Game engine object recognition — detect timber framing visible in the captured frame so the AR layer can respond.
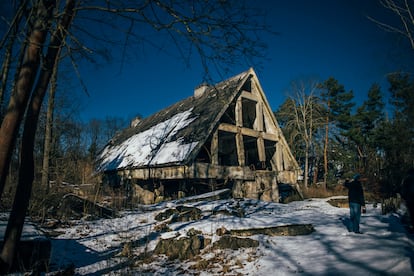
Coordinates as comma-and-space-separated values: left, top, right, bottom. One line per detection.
96, 68, 301, 203
119, 163, 257, 181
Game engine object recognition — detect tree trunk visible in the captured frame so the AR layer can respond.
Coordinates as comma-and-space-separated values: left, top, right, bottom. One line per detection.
0, 42, 13, 120
323, 113, 329, 190
0, 0, 26, 120
0, 0, 54, 200
41, 63, 58, 193
0, 0, 74, 271
304, 143, 309, 189
313, 159, 318, 185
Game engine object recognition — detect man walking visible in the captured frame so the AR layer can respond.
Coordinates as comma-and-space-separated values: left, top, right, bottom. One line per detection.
344, 174, 366, 234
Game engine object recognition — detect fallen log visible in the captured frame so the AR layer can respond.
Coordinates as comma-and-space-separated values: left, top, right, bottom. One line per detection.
229, 224, 315, 236
57, 193, 117, 220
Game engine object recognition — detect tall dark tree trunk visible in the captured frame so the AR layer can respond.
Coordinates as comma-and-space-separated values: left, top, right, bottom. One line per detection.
0, 41, 14, 120
0, 0, 27, 121
0, 0, 54, 200
0, 0, 74, 271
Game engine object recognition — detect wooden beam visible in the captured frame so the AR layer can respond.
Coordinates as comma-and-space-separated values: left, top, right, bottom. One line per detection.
256, 102, 264, 132
236, 131, 245, 166
262, 107, 278, 134
241, 91, 258, 102
235, 97, 243, 127
275, 142, 283, 171
189, 163, 255, 180
211, 130, 219, 165
120, 163, 256, 180
241, 127, 259, 138
218, 123, 238, 133
218, 123, 278, 142
262, 132, 279, 142
218, 123, 259, 138
122, 166, 189, 179
257, 136, 265, 162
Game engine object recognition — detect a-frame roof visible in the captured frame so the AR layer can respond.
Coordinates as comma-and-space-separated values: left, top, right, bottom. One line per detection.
95, 68, 288, 172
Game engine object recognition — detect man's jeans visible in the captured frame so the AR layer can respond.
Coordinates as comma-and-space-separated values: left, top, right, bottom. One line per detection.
349, 202, 362, 233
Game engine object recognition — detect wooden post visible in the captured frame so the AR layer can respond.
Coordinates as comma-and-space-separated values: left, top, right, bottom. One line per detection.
256, 102, 263, 131
275, 142, 283, 171
211, 130, 219, 165
236, 130, 245, 166
235, 98, 245, 166
257, 135, 265, 164
235, 97, 243, 127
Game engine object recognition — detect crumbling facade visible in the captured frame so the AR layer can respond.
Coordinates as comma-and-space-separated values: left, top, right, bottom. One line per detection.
95, 68, 301, 204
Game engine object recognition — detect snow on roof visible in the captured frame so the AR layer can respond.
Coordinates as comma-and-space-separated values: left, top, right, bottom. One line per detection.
96, 108, 199, 171
96, 69, 252, 173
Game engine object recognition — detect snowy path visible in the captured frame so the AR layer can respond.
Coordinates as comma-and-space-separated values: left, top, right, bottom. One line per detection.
47, 195, 414, 275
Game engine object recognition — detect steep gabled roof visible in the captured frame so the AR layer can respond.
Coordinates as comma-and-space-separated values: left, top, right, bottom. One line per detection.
96, 69, 252, 172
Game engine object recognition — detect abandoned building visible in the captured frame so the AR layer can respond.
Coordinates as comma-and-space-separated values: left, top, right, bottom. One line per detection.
95, 68, 301, 204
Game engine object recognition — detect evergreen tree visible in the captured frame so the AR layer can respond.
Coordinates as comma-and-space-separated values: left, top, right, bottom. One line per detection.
318, 77, 355, 187
381, 73, 414, 192
388, 73, 414, 127
350, 84, 385, 178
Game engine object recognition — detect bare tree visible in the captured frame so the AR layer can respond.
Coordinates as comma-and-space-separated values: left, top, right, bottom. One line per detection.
103, 116, 127, 142
369, 0, 414, 50
282, 80, 324, 188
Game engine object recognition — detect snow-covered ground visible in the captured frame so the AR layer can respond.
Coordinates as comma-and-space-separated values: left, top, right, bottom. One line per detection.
47, 191, 414, 275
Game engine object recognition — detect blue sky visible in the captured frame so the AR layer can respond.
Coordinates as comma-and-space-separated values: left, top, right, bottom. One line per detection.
77, 0, 414, 122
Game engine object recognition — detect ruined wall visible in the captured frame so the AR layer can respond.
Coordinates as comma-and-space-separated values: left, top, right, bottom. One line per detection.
232, 172, 278, 202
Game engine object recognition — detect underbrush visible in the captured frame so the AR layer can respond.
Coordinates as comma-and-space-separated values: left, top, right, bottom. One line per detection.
301, 184, 380, 202
302, 185, 346, 199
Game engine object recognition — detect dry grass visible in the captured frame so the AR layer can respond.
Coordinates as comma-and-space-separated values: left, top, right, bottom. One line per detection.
301, 184, 381, 204
302, 185, 346, 199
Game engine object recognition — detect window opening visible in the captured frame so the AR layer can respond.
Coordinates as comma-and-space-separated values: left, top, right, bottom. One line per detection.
195, 137, 211, 163
218, 131, 238, 166
241, 79, 252, 92
242, 98, 256, 129
264, 139, 277, 170
243, 135, 261, 169
221, 102, 236, 124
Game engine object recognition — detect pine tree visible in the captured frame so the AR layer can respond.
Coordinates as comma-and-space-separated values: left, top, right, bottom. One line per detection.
351, 84, 385, 176
318, 77, 354, 188
382, 73, 414, 188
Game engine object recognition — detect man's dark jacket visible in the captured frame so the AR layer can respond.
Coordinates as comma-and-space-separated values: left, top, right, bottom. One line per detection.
344, 180, 365, 206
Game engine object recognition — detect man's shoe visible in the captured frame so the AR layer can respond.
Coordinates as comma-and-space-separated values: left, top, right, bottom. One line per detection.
355, 231, 363, 234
